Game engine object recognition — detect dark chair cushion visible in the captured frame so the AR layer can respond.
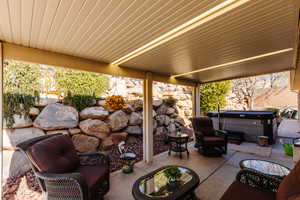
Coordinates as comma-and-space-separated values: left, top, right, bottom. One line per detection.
220, 180, 276, 200
75, 165, 109, 190
203, 137, 225, 145
191, 117, 216, 136
277, 160, 300, 200
26, 135, 80, 173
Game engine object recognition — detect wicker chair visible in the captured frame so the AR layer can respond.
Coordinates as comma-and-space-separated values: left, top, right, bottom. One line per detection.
17, 134, 110, 200
220, 160, 300, 200
190, 116, 228, 156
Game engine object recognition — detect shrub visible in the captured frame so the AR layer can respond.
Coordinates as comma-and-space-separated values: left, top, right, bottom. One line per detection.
63, 92, 96, 111
55, 68, 109, 96
163, 96, 178, 107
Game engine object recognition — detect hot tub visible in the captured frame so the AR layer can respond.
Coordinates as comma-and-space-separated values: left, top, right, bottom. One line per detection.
207, 110, 278, 144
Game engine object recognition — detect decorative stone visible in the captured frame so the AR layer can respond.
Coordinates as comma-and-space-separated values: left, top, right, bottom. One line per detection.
97, 100, 106, 107
3, 151, 31, 179
6, 114, 33, 129
156, 104, 168, 115
129, 99, 143, 111
68, 128, 81, 135
126, 135, 138, 144
122, 104, 134, 114
111, 132, 128, 145
166, 107, 175, 115
3, 127, 45, 149
129, 112, 142, 125
100, 137, 114, 151
47, 130, 69, 135
167, 123, 176, 133
126, 125, 142, 135
156, 126, 167, 135
108, 110, 128, 131
33, 103, 78, 130
175, 117, 185, 126
72, 134, 99, 152
29, 107, 40, 116
153, 99, 163, 108
79, 119, 110, 139
79, 106, 109, 120
156, 115, 171, 126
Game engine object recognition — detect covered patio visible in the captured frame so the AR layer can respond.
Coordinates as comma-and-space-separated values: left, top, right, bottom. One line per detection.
1, 0, 300, 200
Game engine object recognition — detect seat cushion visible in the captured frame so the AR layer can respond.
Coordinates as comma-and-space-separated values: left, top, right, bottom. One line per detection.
27, 135, 80, 173
75, 165, 109, 190
203, 136, 225, 145
277, 160, 300, 200
220, 181, 276, 200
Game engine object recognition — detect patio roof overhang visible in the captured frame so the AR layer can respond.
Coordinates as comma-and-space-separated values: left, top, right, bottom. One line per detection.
0, 0, 299, 86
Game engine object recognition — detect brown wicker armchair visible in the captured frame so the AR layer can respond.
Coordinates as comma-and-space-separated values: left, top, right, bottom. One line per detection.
17, 134, 110, 200
190, 117, 228, 156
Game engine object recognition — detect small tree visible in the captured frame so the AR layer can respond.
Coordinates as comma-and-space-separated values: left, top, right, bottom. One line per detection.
200, 81, 231, 114
4, 60, 41, 95
55, 68, 109, 96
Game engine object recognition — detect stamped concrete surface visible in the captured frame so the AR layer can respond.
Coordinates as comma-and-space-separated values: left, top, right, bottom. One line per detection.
105, 141, 294, 200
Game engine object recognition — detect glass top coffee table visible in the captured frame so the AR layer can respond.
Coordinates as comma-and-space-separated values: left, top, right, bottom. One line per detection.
239, 159, 291, 179
132, 165, 200, 200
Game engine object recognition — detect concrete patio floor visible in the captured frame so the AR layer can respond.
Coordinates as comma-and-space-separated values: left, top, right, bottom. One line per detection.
106, 141, 295, 200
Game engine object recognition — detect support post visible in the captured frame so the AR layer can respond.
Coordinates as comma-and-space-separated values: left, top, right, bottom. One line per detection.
0, 41, 3, 196
298, 91, 300, 123
143, 72, 153, 163
192, 84, 201, 117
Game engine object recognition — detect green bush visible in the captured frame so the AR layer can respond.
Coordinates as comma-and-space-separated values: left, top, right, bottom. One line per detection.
200, 81, 231, 114
63, 92, 96, 111
163, 96, 178, 107
55, 68, 109, 96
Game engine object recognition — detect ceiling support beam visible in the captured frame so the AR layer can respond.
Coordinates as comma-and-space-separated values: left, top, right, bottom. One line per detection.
143, 72, 153, 164
2, 42, 197, 87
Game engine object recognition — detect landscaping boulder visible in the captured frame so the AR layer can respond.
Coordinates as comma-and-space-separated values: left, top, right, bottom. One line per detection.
97, 100, 106, 107
156, 115, 170, 126
156, 126, 167, 135
100, 137, 114, 151
126, 125, 142, 135
3, 151, 31, 179
72, 134, 99, 152
175, 117, 185, 126
33, 103, 78, 130
68, 128, 81, 135
167, 123, 176, 133
79, 106, 109, 120
122, 104, 134, 114
6, 114, 33, 129
79, 119, 110, 139
111, 132, 128, 145
46, 130, 69, 135
156, 104, 168, 115
166, 107, 175, 115
153, 99, 163, 108
3, 127, 44, 149
129, 99, 143, 111
108, 110, 128, 131
29, 107, 40, 116
129, 112, 142, 125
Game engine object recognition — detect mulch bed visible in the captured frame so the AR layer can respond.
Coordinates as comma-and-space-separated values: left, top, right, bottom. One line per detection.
109, 134, 169, 172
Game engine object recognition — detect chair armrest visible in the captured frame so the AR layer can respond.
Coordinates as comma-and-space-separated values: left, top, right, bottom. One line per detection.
78, 152, 110, 166
236, 169, 282, 193
215, 130, 228, 139
35, 171, 88, 200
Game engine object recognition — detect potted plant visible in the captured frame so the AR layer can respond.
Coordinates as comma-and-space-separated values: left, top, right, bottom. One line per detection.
164, 166, 182, 183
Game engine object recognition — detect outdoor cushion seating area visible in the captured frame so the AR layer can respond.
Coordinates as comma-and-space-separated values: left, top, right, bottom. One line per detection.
17, 134, 110, 200
190, 117, 228, 156
220, 160, 300, 200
